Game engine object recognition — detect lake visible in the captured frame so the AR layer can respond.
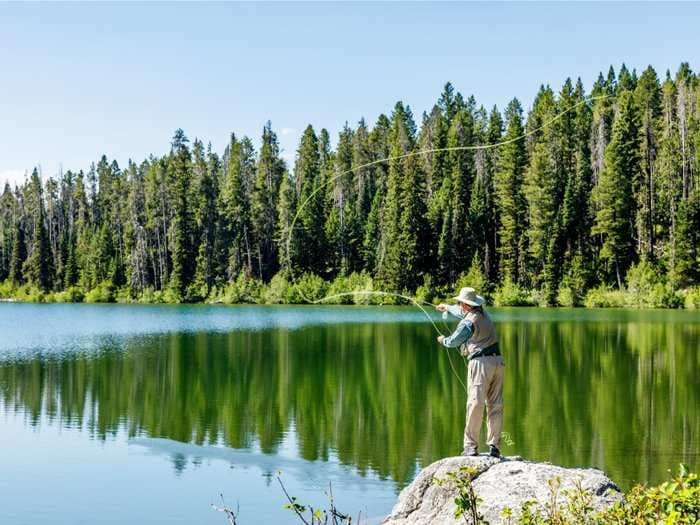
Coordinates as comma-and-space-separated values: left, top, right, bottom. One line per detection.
0, 303, 698, 524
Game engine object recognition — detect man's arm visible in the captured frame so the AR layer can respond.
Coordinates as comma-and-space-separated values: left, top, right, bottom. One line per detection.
439, 318, 474, 348
436, 303, 465, 319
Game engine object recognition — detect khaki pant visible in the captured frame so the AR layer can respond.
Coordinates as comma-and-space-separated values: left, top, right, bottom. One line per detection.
464, 355, 505, 452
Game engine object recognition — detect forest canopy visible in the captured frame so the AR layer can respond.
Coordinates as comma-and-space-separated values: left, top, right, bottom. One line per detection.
1, 63, 699, 307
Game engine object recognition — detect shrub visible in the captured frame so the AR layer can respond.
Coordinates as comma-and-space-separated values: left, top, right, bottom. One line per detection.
84, 281, 114, 303
556, 286, 575, 308
325, 272, 375, 305
0, 280, 16, 299
262, 273, 293, 304
437, 464, 699, 524
163, 285, 184, 304
137, 287, 163, 304
455, 258, 489, 299
529, 288, 549, 308
52, 286, 85, 303
215, 273, 265, 304
682, 287, 700, 309
114, 286, 135, 304
11, 283, 46, 302
348, 273, 381, 305
583, 285, 627, 308
597, 464, 699, 524
584, 263, 683, 309
626, 261, 681, 308
290, 272, 328, 303
494, 279, 535, 306
558, 255, 590, 307
415, 274, 437, 305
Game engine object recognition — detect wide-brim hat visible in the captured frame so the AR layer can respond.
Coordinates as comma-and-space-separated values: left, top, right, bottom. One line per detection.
453, 287, 485, 306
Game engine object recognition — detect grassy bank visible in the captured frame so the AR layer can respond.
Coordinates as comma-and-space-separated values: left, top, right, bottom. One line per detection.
2, 263, 700, 309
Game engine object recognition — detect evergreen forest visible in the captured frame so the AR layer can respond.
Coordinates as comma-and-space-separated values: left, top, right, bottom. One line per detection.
1, 63, 699, 308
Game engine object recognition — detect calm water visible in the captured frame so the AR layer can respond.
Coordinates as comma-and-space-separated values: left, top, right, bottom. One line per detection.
0, 304, 699, 524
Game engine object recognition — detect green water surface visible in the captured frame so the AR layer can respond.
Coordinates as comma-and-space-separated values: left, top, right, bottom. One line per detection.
0, 304, 698, 524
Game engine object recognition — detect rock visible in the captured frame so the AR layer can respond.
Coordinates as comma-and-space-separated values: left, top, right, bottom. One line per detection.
383, 456, 624, 525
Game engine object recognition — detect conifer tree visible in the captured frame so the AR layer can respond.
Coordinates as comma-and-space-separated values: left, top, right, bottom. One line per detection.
634, 66, 662, 260
0, 184, 17, 282
168, 129, 195, 300
448, 108, 476, 253
524, 86, 557, 288
592, 91, 640, 287
352, 118, 373, 231
251, 122, 285, 280
276, 170, 297, 274
377, 102, 426, 291
192, 140, 218, 297
9, 214, 26, 286
362, 114, 391, 273
220, 135, 256, 279
495, 99, 528, 284
294, 125, 326, 274
22, 169, 51, 290
124, 160, 149, 295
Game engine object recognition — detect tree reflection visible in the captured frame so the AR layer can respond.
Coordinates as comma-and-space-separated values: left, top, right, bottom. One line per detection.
1, 312, 698, 489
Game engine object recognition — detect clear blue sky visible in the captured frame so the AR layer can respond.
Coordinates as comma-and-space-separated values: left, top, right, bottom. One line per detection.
1, 2, 698, 186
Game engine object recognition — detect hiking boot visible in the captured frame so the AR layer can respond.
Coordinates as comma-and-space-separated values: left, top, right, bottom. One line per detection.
489, 445, 501, 458
462, 448, 478, 456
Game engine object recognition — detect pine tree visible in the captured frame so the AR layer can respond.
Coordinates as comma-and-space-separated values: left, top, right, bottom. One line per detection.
480, 106, 503, 282
168, 129, 195, 300
634, 66, 662, 260
448, 109, 475, 271
352, 118, 374, 232
9, 211, 26, 286
558, 79, 594, 303
674, 189, 700, 286
22, 169, 51, 290
362, 114, 391, 273
124, 161, 149, 295
251, 122, 285, 280
468, 106, 493, 288
655, 73, 682, 275
525, 142, 556, 278
220, 134, 256, 279
592, 91, 640, 287
192, 140, 218, 297
591, 70, 616, 187
495, 99, 528, 284
377, 102, 427, 291
0, 183, 18, 282
524, 86, 557, 288
294, 125, 326, 274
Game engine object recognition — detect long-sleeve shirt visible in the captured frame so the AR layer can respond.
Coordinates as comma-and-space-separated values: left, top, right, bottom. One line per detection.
441, 305, 474, 348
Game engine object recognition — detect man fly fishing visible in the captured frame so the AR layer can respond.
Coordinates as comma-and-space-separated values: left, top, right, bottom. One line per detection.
436, 287, 504, 458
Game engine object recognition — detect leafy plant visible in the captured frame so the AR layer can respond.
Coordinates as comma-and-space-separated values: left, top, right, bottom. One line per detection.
84, 281, 114, 303
597, 464, 699, 524
494, 279, 535, 307
435, 466, 488, 524
682, 286, 700, 309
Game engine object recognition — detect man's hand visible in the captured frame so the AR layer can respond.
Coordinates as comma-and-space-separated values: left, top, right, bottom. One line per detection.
436, 303, 449, 313
437, 335, 445, 344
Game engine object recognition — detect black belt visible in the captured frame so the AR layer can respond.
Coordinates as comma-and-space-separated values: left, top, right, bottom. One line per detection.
467, 344, 500, 361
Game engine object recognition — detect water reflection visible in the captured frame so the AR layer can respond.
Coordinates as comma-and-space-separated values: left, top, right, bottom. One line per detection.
1, 306, 698, 489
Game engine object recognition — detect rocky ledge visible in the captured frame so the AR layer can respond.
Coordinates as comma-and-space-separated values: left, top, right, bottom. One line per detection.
383, 455, 624, 524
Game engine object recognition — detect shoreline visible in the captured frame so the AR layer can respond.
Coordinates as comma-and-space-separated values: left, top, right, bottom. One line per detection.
1, 296, 698, 311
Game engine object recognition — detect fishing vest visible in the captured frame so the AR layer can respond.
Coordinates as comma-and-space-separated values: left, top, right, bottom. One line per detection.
461, 309, 499, 357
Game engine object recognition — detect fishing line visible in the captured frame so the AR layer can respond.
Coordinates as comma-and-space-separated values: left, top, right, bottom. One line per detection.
284, 93, 611, 391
